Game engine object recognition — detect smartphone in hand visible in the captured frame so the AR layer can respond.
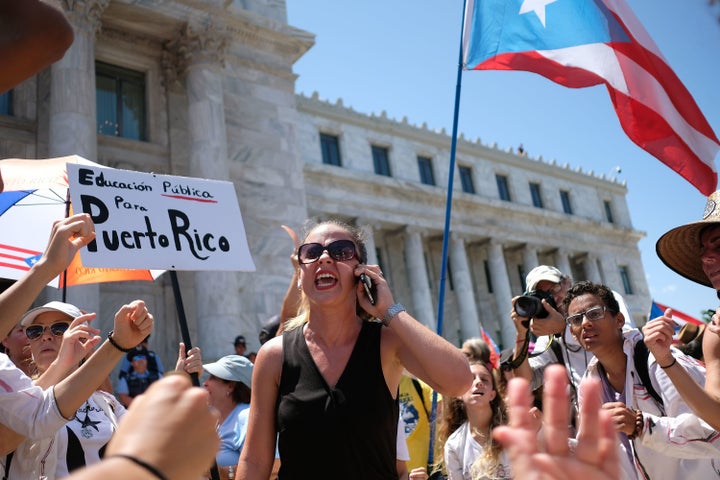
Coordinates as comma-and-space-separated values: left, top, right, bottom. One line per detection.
359, 273, 376, 305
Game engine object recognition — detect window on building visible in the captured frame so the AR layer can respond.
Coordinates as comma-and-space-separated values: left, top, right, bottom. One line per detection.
320, 133, 342, 167
604, 200, 615, 223
496, 174, 511, 201
529, 182, 543, 208
459, 166, 475, 194
418, 156, 435, 185
560, 190, 573, 214
96, 61, 146, 141
0, 90, 12, 116
619, 266, 633, 294
319, 133, 342, 166
372, 145, 391, 176
484, 260, 494, 293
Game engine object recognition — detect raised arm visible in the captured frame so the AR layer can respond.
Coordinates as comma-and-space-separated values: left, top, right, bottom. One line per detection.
53, 300, 153, 418
643, 310, 720, 431
0, 214, 95, 339
237, 337, 282, 480
356, 265, 471, 397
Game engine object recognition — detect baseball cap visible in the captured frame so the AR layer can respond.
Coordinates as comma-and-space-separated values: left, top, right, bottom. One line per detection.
127, 348, 149, 362
259, 315, 280, 345
525, 265, 564, 292
233, 335, 246, 346
203, 355, 253, 388
20, 301, 83, 327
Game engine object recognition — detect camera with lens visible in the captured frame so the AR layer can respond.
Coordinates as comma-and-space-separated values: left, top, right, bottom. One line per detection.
514, 290, 558, 319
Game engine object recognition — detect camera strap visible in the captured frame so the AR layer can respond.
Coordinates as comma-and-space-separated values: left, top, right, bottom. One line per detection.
500, 331, 560, 371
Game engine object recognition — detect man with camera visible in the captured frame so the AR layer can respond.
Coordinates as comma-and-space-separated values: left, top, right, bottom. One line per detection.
504, 266, 634, 413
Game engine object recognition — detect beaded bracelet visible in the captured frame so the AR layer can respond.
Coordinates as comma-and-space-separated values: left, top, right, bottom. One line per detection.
109, 454, 168, 480
107, 330, 133, 353
628, 409, 644, 440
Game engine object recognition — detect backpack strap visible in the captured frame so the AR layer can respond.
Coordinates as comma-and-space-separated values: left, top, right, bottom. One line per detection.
2, 451, 13, 480
411, 378, 429, 418
633, 340, 664, 407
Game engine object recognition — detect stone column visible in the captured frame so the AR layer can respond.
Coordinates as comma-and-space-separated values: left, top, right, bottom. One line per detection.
165, 23, 238, 360
521, 244, 538, 289
449, 234, 480, 341
356, 219, 379, 266
487, 240, 515, 348
47, 0, 110, 322
403, 228, 435, 330
555, 248, 573, 279
583, 254, 602, 284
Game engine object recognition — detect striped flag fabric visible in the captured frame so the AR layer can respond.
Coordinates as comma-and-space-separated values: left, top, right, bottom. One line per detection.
650, 300, 704, 327
0, 243, 42, 273
480, 326, 501, 369
463, 0, 719, 195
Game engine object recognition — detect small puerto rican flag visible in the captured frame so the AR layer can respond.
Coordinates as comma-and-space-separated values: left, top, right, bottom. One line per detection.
0, 244, 43, 273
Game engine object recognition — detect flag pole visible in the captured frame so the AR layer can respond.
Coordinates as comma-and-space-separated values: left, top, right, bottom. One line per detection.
426, 0, 470, 472
168, 270, 221, 480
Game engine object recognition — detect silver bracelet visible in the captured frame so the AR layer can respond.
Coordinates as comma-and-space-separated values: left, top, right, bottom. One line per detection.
382, 303, 406, 326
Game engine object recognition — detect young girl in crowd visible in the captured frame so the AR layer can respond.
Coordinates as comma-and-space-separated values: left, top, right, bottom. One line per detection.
436, 361, 511, 480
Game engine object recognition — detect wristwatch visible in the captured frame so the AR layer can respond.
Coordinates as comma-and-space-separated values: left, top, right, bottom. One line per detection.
382, 303, 406, 326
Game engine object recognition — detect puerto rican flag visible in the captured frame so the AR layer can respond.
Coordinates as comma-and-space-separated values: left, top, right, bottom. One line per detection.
650, 300, 704, 327
463, 0, 719, 195
0, 244, 42, 273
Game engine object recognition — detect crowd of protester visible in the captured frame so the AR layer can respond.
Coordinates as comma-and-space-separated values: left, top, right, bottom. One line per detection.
3, 3, 720, 479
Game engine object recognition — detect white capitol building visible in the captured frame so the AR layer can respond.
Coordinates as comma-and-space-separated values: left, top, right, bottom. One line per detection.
0, 0, 650, 369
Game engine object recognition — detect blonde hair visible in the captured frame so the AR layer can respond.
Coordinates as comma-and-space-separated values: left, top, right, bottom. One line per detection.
284, 219, 372, 332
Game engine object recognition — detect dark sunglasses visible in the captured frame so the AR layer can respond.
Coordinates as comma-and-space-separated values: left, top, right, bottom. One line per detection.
297, 239, 358, 264
25, 322, 70, 340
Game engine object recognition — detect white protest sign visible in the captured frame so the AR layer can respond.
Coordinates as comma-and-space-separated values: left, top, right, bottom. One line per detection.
68, 164, 256, 271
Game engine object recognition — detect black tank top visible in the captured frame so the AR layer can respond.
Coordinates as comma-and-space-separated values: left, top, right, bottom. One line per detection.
277, 320, 398, 479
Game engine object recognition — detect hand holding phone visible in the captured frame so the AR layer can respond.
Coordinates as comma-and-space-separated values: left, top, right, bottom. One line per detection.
359, 273, 376, 305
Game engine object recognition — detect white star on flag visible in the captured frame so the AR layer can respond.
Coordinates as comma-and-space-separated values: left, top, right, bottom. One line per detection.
519, 0, 558, 27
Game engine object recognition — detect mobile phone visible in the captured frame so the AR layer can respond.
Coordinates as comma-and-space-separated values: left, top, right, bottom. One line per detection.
359, 273, 376, 305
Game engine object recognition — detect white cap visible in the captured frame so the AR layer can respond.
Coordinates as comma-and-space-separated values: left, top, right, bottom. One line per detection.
20, 301, 82, 326
525, 265, 564, 292
203, 355, 253, 388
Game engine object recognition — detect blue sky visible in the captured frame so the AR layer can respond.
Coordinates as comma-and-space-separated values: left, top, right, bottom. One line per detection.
286, 0, 720, 321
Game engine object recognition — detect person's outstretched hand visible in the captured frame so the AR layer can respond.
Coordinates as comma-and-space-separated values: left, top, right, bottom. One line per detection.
493, 365, 619, 480
36, 213, 96, 281
642, 308, 676, 367
175, 342, 203, 375
104, 374, 219, 480
110, 300, 154, 351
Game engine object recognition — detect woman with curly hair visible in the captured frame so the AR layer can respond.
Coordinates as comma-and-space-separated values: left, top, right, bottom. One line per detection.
436, 360, 510, 480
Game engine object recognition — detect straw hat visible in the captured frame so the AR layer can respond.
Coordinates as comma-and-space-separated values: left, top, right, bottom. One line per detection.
656, 190, 720, 288
677, 322, 705, 345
